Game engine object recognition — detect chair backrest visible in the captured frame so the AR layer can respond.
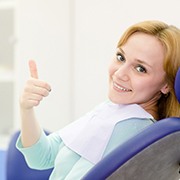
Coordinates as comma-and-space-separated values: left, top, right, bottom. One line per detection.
6, 130, 53, 180
82, 68, 180, 180
175, 67, 180, 102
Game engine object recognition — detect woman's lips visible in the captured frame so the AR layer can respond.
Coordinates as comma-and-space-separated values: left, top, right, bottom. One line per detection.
113, 82, 132, 92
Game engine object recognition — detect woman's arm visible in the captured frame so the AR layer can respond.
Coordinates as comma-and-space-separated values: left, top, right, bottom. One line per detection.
19, 60, 51, 147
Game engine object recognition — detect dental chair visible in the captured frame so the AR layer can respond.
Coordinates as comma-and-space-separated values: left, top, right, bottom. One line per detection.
6, 130, 53, 180
82, 68, 180, 180
6, 68, 180, 180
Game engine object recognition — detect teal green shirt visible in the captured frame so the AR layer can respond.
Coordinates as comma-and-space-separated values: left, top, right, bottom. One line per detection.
16, 118, 154, 180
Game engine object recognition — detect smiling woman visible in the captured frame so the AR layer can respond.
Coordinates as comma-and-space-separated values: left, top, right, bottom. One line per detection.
108, 32, 167, 120
16, 20, 180, 179
115, 21, 180, 119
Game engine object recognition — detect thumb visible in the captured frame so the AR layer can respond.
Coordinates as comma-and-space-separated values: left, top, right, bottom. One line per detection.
28, 60, 39, 79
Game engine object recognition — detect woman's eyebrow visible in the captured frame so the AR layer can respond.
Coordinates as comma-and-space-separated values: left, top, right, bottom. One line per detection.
135, 59, 152, 68
118, 47, 125, 54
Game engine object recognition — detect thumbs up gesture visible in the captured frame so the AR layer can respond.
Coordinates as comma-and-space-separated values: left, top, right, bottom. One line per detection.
29, 59, 39, 79
20, 60, 51, 109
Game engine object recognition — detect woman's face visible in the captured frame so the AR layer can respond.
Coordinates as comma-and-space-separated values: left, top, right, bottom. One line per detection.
108, 32, 169, 108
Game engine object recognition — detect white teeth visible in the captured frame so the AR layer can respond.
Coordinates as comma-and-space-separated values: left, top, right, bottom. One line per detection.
113, 82, 131, 92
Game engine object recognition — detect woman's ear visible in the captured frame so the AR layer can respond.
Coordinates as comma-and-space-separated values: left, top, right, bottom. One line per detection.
160, 83, 170, 95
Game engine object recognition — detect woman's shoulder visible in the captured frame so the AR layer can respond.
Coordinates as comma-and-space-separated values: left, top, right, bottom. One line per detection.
103, 117, 155, 157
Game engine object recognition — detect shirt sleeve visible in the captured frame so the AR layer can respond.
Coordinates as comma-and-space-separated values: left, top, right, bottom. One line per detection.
16, 129, 63, 170
103, 118, 155, 157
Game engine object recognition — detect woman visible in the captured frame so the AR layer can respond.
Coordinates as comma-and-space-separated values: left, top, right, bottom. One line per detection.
16, 20, 180, 179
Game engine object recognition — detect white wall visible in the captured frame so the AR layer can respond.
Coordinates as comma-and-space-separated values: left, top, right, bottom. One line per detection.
14, 0, 72, 131
15, 0, 180, 132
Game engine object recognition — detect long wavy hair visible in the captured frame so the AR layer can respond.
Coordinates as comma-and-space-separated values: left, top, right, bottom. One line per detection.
117, 20, 180, 119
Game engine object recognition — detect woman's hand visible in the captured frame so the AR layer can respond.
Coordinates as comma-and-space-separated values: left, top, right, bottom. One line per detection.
20, 60, 51, 110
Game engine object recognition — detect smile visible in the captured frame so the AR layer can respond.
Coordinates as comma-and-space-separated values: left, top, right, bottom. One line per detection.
113, 82, 131, 92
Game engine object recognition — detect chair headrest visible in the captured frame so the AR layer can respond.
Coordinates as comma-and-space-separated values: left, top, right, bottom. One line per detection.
175, 68, 180, 103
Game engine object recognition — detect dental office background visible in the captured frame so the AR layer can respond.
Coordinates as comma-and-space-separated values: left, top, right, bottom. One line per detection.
0, 0, 180, 149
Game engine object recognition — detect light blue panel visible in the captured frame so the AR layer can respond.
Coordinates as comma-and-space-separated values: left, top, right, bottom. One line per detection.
0, 149, 6, 180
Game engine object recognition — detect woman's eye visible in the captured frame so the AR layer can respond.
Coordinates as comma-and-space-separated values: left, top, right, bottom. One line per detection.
116, 53, 125, 62
136, 65, 147, 73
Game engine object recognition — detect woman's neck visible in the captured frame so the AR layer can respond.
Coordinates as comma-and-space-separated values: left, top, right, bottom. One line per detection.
145, 106, 159, 120
140, 93, 162, 120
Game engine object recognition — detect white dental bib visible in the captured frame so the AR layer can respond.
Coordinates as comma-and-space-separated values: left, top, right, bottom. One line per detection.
59, 101, 153, 164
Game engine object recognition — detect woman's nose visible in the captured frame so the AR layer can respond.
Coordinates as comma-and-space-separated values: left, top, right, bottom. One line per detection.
114, 65, 129, 81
